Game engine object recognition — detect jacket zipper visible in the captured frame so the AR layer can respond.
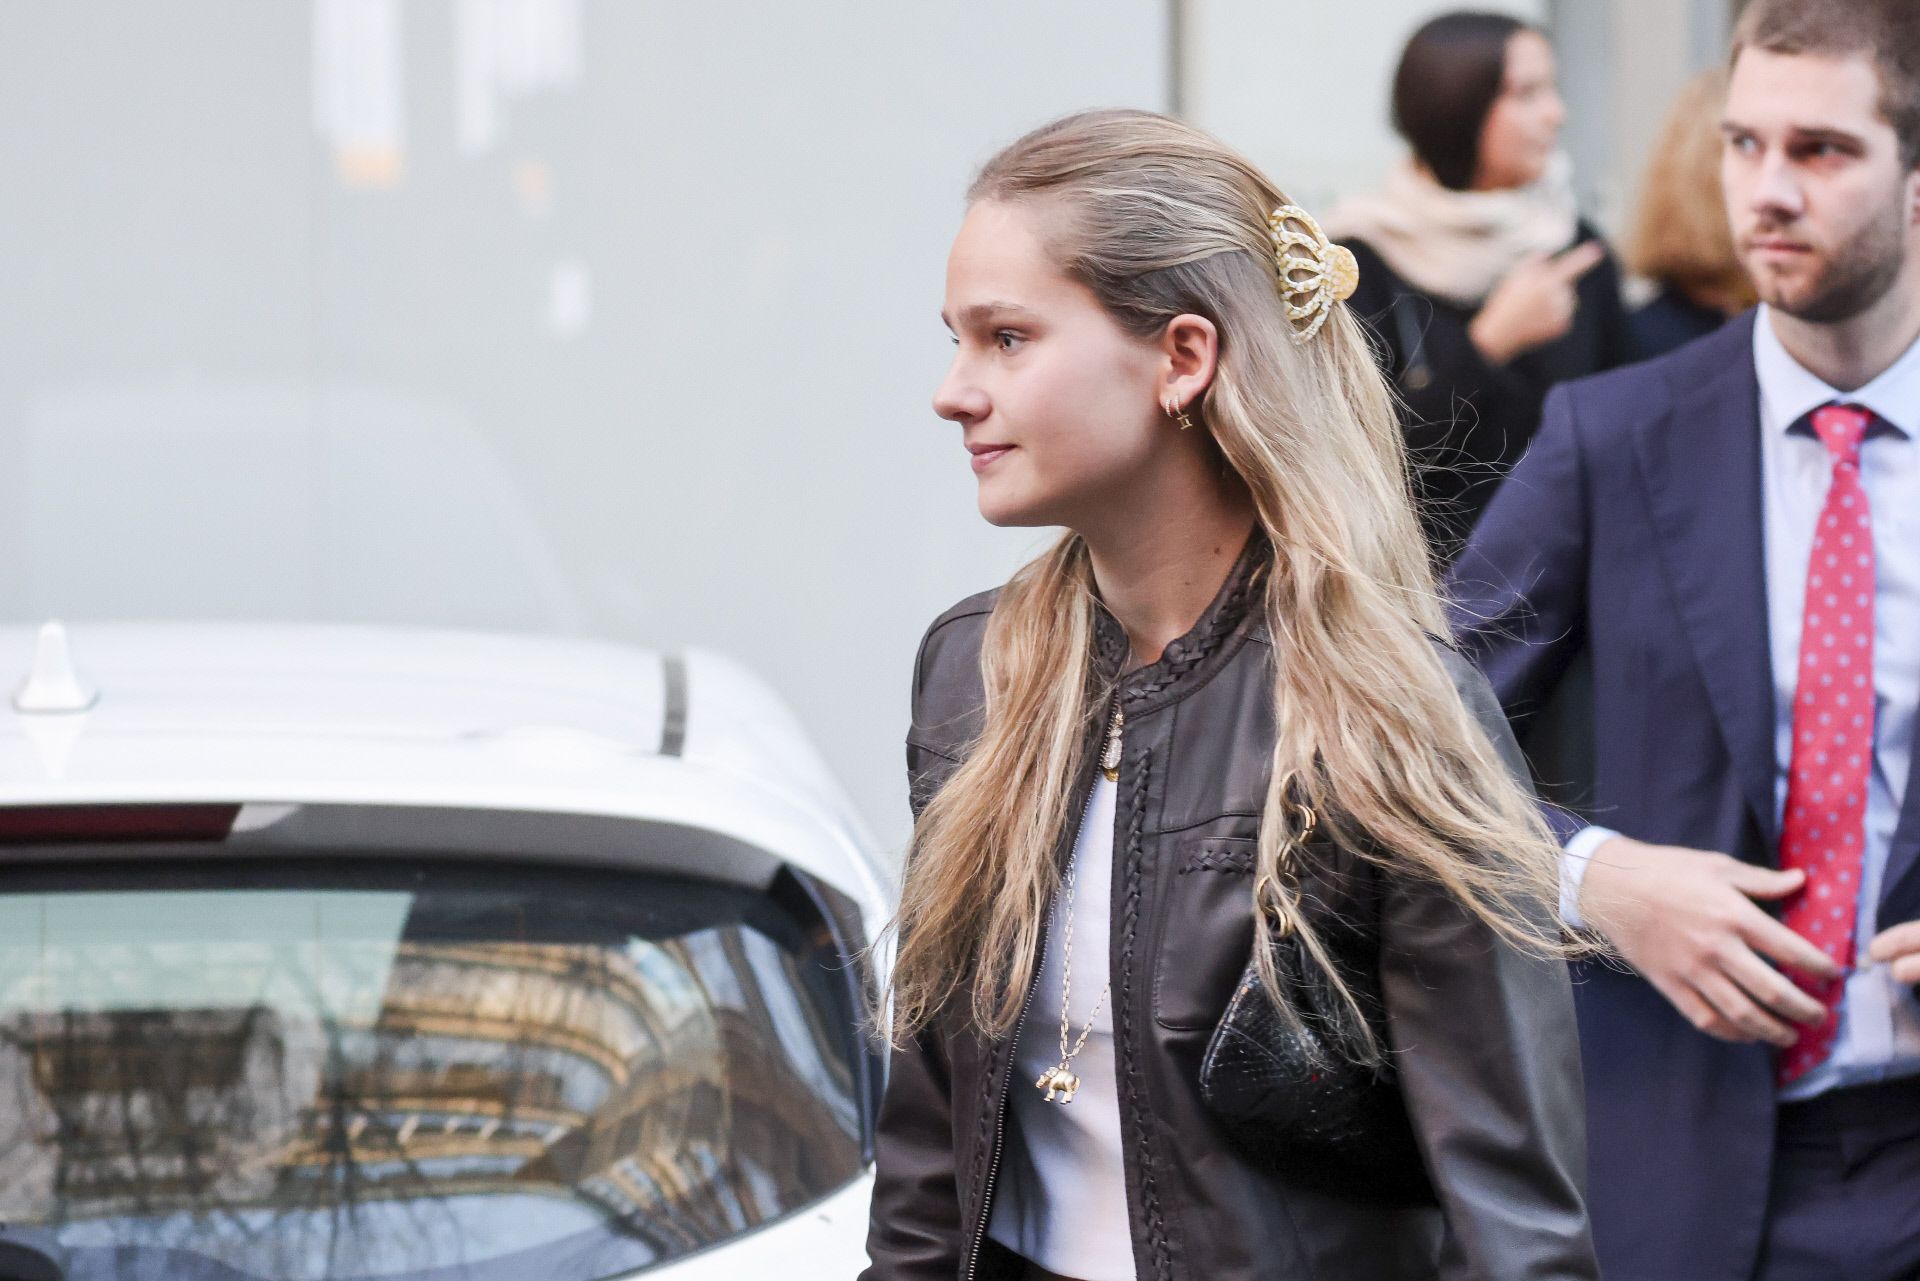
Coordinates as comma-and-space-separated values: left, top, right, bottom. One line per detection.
963, 694, 1118, 1281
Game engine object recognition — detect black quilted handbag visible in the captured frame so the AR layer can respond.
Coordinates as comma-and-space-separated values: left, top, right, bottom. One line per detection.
1196, 793, 1434, 1202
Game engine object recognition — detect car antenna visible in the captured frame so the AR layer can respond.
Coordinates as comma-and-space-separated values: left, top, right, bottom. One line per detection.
12, 621, 99, 714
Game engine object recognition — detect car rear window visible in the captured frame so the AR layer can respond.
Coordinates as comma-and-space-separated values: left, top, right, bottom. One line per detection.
0, 857, 868, 1280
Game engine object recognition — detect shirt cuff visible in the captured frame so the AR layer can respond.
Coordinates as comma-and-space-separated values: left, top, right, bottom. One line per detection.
1561, 825, 1621, 932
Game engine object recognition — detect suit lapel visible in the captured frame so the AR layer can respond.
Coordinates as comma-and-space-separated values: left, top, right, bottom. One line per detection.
1879, 750, 1920, 920
1634, 314, 1780, 856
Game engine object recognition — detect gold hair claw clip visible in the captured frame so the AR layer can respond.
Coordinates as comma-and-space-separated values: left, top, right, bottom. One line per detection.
1268, 204, 1359, 344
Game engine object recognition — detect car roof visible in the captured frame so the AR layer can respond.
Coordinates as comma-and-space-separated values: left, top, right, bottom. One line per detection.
0, 622, 890, 925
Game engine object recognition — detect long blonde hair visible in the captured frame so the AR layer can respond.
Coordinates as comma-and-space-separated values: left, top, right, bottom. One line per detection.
887, 109, 1575, 1062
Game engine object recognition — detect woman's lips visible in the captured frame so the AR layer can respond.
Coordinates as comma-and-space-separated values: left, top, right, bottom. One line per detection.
969, 445, 1015, 474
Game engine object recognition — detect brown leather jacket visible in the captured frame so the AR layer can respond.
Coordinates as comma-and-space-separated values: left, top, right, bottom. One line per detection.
860, 544, 1599, 1281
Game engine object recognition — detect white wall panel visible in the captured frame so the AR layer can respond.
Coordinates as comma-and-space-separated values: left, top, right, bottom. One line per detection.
0, 1, 1167, 852
1179, 0, 1546, 215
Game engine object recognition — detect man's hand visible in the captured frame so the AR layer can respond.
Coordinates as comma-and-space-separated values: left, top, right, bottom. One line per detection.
1579, 836, 1841, 1046
1869, 921, 1920, 985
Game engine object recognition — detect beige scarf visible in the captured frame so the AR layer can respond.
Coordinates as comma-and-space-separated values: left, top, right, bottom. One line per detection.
1325, 153, 1580, 308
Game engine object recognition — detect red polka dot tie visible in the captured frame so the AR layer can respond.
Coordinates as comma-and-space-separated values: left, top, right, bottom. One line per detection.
1777, 403, 1876, 1086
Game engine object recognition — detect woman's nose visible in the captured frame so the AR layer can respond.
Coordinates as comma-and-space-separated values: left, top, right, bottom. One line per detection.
1542, 89, 1567, 136
932, 360, 987, 424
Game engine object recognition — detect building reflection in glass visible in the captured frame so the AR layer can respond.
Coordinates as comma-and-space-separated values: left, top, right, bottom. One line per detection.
0, 864, 865, 1280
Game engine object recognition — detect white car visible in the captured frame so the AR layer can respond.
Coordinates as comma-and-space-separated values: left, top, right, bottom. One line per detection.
0, 622, 890, 1281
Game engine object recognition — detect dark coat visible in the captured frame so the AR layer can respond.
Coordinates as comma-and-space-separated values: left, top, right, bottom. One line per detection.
1445, 310, 1920, 1281
1630, 286, 1734, 362
1345, 224, 1634, 560
860, 543, 1598, 1281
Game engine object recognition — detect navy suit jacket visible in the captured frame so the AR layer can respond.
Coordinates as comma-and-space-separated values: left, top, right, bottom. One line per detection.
1447, 310, 1920, 1281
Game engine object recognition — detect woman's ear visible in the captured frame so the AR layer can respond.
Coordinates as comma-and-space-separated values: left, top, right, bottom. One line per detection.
1160, 313, 1220, 413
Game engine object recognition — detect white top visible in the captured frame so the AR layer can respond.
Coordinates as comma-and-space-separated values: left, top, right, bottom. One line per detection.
987, 774, 1136, 1280
1563, 308, 1920, 1097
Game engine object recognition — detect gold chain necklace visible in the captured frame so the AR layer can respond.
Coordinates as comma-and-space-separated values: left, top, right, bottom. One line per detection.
1035, 701, 1122, 1105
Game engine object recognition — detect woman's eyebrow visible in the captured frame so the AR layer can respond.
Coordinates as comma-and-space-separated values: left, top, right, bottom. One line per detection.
940, 301, 1039, 329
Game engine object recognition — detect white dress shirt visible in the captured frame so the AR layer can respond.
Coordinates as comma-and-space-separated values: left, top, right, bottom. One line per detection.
1565, 307, 1920, 1098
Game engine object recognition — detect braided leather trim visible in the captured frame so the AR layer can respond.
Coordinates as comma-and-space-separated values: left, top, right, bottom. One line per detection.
1129, 555, 1269, 702
1179, 842, 1257, 874
1116, 750, 1175, 1280
962, 1036, 999, 1263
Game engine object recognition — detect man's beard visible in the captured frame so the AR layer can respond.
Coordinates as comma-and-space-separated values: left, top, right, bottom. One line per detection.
1747, 197, 1908, 325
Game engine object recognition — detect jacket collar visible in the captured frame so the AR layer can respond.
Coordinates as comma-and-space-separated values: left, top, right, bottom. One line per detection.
1090, 528, 1271, 711
1753, 302, 1920, 441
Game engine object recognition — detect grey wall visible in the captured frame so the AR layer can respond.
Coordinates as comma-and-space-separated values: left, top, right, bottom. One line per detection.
0, 0, 1738, 853
1179, 0, 1546, 215
1185, 0, 1734, 231
0, 1, 1166, 852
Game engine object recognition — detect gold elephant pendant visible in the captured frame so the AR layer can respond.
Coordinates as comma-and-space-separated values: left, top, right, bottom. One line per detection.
1035, 1065, 1081, 1104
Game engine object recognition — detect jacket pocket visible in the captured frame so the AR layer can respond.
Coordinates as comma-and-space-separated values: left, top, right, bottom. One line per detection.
1150, 835, 1260, 1030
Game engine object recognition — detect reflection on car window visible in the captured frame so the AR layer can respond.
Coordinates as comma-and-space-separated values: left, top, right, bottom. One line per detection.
0, 860, 864, 1280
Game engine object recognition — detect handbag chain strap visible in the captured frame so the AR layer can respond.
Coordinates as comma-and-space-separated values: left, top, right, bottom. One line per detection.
1255, 771, 1318, 940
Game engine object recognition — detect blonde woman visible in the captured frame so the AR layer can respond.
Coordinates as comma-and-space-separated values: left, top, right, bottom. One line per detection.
860, 110, 1597, 1281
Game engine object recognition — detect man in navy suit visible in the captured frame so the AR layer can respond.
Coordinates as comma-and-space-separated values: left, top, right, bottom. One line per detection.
1447, 2, 1920, 1278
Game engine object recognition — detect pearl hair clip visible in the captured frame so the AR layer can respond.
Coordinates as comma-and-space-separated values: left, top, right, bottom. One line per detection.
1268, 204, 1360, 343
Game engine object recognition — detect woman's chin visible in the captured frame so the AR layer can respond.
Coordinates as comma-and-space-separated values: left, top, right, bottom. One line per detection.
975, 486, 1056, 529
976, 504, 1050, 529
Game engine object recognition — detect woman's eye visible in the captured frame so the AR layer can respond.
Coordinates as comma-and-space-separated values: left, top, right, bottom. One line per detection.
996, 331, 1024, 351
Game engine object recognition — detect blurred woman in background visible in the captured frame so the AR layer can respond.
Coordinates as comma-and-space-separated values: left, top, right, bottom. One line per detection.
1624, 69, 1755, 359
1330, 10, 1633, 561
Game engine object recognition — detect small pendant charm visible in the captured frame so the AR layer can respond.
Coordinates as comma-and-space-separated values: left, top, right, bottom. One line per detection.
1035, 1064, 1081, 1104
1100, 706, 1124, 783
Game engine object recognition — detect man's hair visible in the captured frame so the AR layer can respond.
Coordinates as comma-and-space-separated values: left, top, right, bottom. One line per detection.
1733, 0, 1920, 170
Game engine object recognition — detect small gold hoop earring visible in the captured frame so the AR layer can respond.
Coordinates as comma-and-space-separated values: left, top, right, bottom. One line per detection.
1164, 398, 1195, 432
